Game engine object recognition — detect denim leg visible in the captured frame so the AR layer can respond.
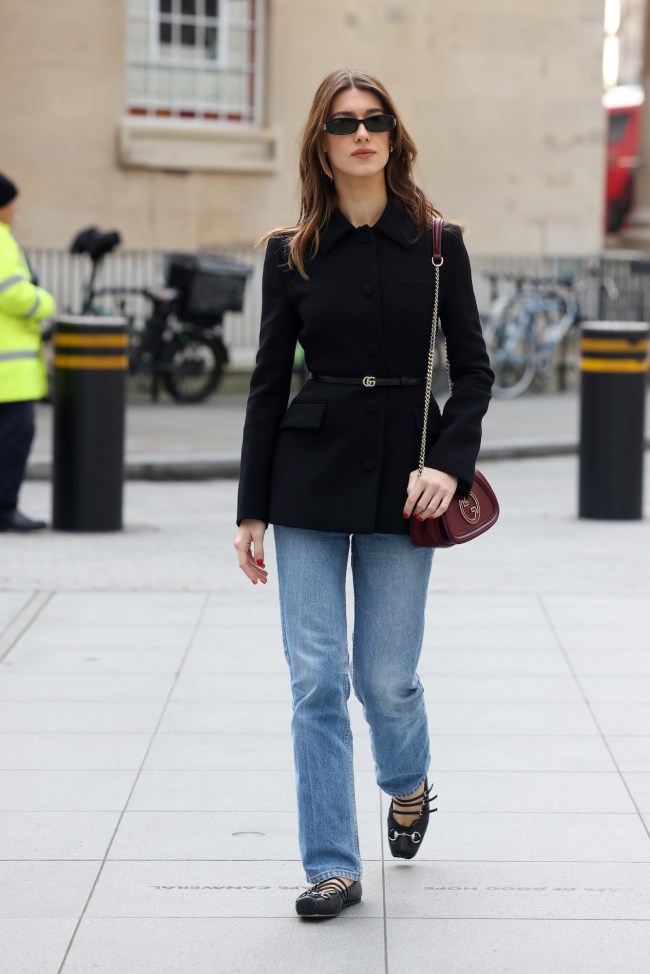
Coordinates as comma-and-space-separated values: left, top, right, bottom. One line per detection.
273, 525, 361, 884
350, 533, 434, 798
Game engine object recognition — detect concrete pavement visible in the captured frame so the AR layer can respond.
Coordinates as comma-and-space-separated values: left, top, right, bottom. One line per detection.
1, 451, 650, 971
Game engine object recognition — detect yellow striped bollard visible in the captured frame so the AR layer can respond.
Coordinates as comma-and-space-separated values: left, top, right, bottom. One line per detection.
579, 321, 649, 519
52, 315, 128, 531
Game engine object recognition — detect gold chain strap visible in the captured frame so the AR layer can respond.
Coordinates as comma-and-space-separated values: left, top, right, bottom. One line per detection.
418, 251, 451, 476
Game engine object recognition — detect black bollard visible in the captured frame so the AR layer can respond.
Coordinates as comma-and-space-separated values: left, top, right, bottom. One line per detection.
52, 315, 128, 531
578, 321, 649, 520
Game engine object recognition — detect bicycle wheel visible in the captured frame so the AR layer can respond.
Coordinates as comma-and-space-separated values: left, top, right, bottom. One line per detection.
484, 313, 537, 399
160, 331, 226, 403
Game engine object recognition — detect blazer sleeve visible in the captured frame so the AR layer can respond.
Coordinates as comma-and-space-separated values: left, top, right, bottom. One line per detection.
236, 236, 301, 526
424, 225, 494, 496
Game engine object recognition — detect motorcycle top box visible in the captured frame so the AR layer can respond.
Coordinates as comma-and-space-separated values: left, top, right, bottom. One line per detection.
164, 253, 251, 325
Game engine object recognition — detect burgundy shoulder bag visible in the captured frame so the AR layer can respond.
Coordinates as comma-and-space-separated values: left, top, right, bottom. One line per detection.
409, 218, 500, 549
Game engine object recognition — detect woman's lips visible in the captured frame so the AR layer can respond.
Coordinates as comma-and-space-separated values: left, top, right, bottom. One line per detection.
352, 150, 375, 158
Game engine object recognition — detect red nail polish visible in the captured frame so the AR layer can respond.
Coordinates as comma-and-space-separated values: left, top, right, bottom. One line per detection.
256, 559, 264, 567
403, 512, 409, 519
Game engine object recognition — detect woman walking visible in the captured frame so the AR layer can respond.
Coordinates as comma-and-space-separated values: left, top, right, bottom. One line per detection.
234, 69, 493, 918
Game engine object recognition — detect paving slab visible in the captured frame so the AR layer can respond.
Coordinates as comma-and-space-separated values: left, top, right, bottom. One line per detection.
379, 811, 650, 862
107, 810, 382, 861
431, 770, 636, 814
0, 700, 163, 734
0, 770, 138, 811
0, 672, 175, 701
0, 811, 119, 859
0, 919, 77, 974
0, 733, 151, 771
0, 862, 101, 918
62, 917, 387, 974
427, 734, 619, 772
385, 918, 650, 974
607, 738, 650, 772
383, 860, 650, 919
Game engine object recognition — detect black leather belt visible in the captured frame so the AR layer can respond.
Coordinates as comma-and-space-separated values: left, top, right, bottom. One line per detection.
309, 373, 425, 388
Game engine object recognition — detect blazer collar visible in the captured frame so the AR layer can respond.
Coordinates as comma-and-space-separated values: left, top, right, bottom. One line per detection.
318, 194, 415, 255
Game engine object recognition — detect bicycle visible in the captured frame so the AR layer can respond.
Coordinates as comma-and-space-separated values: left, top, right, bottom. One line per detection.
481, 271, 618, 399
65, 227, 250, 403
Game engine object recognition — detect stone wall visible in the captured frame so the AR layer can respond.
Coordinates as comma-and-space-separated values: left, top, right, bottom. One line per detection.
0, 0, 606, 255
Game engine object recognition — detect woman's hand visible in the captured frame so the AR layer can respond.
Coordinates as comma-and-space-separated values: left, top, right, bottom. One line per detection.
234, 519, 269, 585
404, 468, 458, 521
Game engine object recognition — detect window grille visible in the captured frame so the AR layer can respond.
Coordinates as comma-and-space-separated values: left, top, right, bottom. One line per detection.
125, 0, 262, 124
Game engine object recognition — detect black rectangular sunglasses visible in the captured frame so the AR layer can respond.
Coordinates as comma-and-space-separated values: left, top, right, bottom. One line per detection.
323, 114, 397, 136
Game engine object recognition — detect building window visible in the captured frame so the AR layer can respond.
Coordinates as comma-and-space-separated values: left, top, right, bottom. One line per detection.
125, 0, 263, 124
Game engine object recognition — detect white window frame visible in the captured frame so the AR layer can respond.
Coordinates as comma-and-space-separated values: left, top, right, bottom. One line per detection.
125, 0, 265, 127
150, 0, 228, 71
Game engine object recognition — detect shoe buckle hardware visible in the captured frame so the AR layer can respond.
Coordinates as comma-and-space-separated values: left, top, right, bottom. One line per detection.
388, 828, 421, 842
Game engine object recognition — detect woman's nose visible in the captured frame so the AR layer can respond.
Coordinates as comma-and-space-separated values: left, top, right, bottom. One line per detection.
354, 123, 370, 140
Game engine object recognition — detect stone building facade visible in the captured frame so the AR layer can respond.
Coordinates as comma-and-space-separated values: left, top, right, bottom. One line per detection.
1, 0, 606, 256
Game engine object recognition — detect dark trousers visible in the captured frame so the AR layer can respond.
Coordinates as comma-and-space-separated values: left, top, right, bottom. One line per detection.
0, 400, 36, 514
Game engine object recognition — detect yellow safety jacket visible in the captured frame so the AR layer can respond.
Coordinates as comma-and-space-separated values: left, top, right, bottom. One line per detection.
0, 221, 55, 403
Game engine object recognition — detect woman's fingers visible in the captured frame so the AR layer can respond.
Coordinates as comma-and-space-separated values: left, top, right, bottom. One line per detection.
403, 470, 425, 519
234, 521, 269, 585
404, 468, 458, 520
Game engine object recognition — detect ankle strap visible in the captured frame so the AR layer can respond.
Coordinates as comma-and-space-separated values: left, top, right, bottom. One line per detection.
391, 780, 438, 810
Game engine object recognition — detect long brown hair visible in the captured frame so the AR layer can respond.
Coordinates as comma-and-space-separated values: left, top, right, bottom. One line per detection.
260, 69, 442, 279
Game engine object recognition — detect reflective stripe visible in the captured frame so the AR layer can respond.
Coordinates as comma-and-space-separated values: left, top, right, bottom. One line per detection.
581, 357, 649, 373
0, 274, 26, 293
55, 333, 128, 349
581, 337, 649, 354
0, 350, 39, 362
25, 294, 41, 318
54, 354, 128, 370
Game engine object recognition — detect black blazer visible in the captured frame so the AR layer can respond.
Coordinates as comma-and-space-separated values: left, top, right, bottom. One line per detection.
237, 195, 494, 536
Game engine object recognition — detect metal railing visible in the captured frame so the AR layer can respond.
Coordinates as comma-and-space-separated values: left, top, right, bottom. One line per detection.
28, 246, 650, 364
472, 252, 650, 323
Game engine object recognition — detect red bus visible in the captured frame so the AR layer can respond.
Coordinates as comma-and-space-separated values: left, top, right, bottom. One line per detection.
604, 84, 643, 233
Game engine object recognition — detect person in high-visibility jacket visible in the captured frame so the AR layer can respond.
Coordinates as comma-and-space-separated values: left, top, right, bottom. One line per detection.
0, 172, 55, 531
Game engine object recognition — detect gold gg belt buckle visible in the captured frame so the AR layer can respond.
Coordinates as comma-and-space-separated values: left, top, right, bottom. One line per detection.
362, 375, 376, 388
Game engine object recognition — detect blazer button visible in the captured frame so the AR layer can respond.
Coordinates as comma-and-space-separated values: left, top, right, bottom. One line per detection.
366, 400, 378, 413
362, 458, 375, 472
358, 230, 369, 244
361, 283, 374, 297
366, 342, 378, 355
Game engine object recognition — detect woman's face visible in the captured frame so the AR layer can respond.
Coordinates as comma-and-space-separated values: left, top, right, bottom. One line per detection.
322, 87, 391, 183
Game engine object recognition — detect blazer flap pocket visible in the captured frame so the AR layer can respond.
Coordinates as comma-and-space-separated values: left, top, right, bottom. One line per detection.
279, 400, 327, 430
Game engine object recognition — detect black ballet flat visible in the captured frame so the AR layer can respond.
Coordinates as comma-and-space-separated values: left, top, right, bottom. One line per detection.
387, 778, 438, 859
295, 877, 363, 918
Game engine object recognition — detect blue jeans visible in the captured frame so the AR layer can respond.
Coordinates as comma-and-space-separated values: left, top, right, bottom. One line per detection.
274, 525, 434, 884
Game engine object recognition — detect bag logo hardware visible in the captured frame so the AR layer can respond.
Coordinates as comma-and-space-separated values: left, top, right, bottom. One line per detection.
459, 492, 480, 524
362, 375, 376, 388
